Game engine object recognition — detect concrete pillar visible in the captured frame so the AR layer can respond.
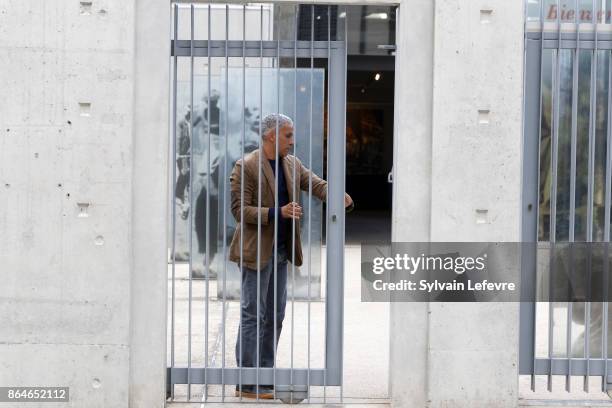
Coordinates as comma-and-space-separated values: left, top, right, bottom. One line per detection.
129, 0, 170, 407
389, 0, 434, 407
390, 0, 524, 407
0, 1, 169, 406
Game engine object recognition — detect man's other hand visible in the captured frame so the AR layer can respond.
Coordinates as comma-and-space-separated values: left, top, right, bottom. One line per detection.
281, 202, 303, 219
344, 193, 354, 208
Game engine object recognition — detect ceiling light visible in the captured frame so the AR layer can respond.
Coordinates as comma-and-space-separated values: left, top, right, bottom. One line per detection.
374, 73, 381, 81
365, 12, 388, 20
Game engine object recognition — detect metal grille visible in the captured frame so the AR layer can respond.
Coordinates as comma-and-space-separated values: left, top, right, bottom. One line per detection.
521, 0, 612, 394
167, 2, 347, 403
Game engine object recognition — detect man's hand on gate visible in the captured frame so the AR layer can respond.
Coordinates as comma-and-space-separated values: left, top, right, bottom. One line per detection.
281, 202, 303, 220
344, 193, 354, 208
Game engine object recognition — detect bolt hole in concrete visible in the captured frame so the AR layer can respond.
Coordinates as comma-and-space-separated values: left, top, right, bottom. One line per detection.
78, 203, 90, 218
80, 1, 92, 15
478, 109, 490, 125
79, 102, 91, 116
475, 208, 489, 224
480, 9, 493, 23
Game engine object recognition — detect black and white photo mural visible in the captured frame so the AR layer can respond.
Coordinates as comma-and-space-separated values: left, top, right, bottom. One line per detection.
170, 67, 326, 299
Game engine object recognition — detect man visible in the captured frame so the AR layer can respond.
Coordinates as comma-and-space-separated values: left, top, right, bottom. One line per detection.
228, 113, 353, 399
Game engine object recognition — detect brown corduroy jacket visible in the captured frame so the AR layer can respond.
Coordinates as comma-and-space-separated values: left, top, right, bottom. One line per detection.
228, 149, 327, 270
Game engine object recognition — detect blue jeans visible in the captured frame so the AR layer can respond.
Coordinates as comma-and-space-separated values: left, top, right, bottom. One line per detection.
235, 243, 288, 370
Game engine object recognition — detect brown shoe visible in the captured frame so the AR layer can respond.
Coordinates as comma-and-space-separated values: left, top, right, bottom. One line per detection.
234, 385, 274, 399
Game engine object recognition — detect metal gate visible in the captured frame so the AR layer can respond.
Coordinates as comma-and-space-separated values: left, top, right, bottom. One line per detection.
520, 0, 612, 394
167, 2, 347, 403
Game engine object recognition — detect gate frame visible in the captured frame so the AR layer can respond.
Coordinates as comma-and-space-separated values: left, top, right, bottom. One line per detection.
520, 22, 612, 389
166, 22, 347, 392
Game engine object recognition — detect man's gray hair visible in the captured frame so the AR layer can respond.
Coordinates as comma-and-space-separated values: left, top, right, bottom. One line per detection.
261, 113, 293, 138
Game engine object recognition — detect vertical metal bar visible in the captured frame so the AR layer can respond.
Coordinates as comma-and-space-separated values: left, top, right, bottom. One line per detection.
256, 4, 262, 402
518, 39, 541, 381
307, 3, 314, 402
327, 5, 346, 390
324, 5, 331, 402
273, 11, 280, 400
290, 4, 298, 404
532, 0, 546, 391
170, 3, 179, 401
238, 3, 246, 401
188, 3, 194, 401
603, 47, 612, 393
585, 0, 598, 391
547, 0, 562, 391
256, 3, 264, 400
341, 9, 348, 403
221, 3, 229, 401
523, 0, 528, 36
567, 0, 580, 391
204, 3, 211, 401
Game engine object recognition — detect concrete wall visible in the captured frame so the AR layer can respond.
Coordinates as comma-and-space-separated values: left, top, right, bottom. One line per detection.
0, 0, 168, 407
390, 0, 524, 407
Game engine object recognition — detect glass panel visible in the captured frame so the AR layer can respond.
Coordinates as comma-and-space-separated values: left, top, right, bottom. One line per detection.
527, 0, 609, 22
540, 0, 597, 22
539, 49, 553, 242
552, 303, 569, 357
556, 49, 574, 242
593, 50, 609, 242
298, 5, 338, 42
208, 66, 326, 300
345, 5, 395, 56
296, 4, 396, 56
575, 50, 592, 242
526, 0, 541, 22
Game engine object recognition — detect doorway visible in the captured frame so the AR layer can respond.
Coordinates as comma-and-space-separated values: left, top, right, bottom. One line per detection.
343, 6, 395, 245
166, 2, 395, 404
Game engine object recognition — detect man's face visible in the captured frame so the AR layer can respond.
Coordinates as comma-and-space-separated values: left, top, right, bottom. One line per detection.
267, 124, 294, 157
